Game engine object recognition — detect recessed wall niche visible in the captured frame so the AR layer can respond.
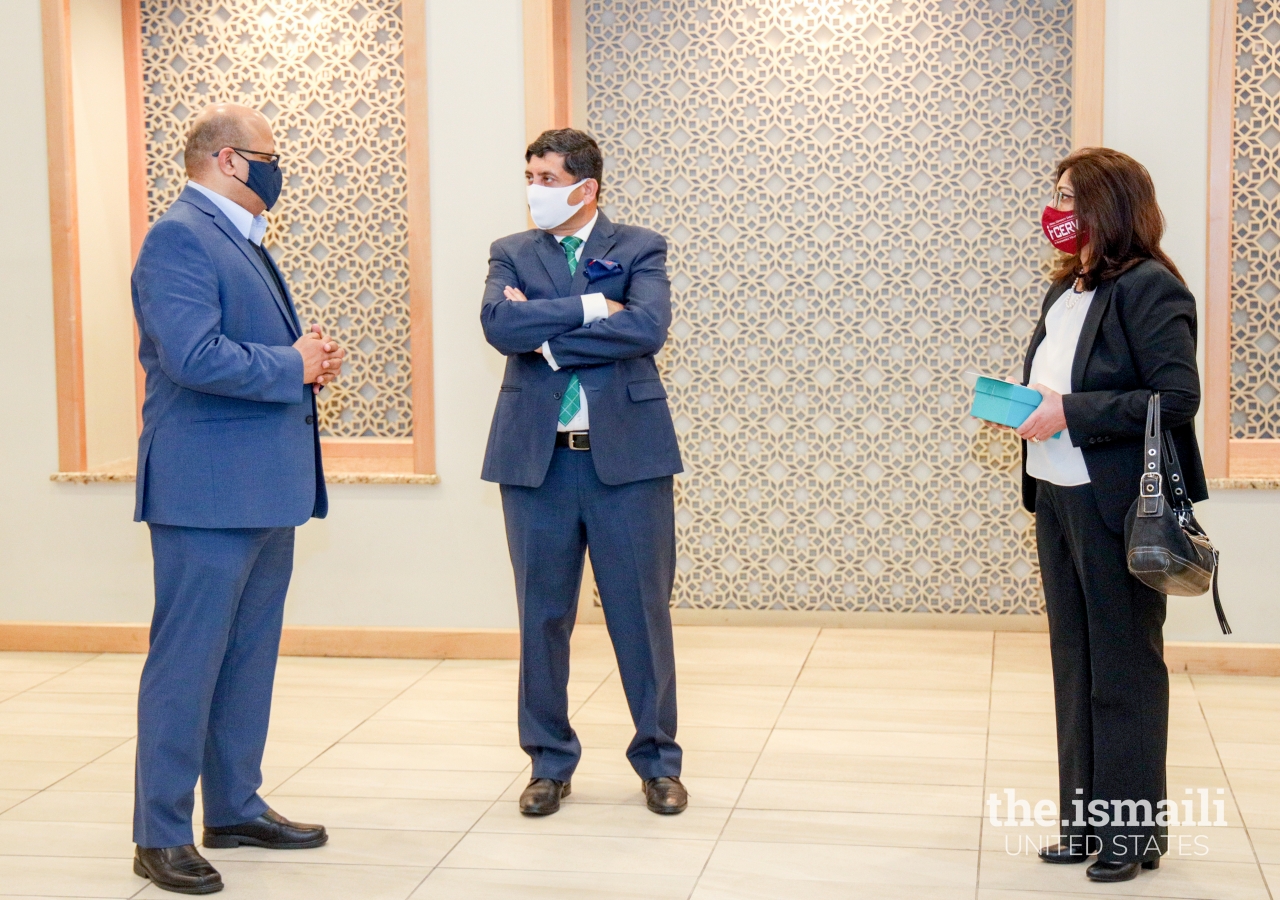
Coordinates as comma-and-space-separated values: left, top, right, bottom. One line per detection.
587, 0, 1075, 615
1231, 0, 1280, 440
140, 0, 412, 438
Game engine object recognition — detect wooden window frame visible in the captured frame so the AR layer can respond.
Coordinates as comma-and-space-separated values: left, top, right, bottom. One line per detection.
1204, 0, 1280, 479
43, 0, 436, 478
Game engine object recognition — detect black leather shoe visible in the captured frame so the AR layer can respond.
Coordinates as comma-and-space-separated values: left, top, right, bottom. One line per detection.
519, 778, 570, 816
203, 808, 327, 849
1038, 843, 1091, 864
133, 844, 223, 895
644, 776, 688, 815
1087, 857, 1159, 882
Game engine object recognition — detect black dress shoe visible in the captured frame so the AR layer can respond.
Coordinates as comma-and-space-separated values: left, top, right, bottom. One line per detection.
643, 776, 688, 815
519, 778, 570, 816
1087, 857, 1159, 882
203, 808, 327, 849
1038, 843, 1091, 864
134, 844, 223, 895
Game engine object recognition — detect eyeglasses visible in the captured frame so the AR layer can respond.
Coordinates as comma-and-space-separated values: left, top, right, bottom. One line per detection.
212, 147, 282, 165
1050, 189, 1075, 209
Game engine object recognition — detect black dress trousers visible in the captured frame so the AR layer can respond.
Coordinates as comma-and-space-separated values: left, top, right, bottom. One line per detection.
1035, 479, 1169, 864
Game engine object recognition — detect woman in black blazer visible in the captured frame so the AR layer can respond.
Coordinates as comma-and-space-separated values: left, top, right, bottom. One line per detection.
1012, 148, 1206, 884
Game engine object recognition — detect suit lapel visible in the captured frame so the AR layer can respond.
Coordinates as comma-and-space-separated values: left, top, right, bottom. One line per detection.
258, 245, 303, 335
180, 188, 301, 338
572, 214, 618, 295
534, 231, 574, 298
1071, 279, 1115, 392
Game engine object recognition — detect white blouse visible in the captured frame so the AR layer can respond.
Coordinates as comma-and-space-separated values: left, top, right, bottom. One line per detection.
1026, 286, 1096, 486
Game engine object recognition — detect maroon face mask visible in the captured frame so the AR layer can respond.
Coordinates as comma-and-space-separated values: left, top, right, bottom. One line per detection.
1041, 205, 1086, 254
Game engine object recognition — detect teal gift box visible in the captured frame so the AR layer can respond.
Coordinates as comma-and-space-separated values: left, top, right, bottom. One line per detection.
969, 376, 1044, 429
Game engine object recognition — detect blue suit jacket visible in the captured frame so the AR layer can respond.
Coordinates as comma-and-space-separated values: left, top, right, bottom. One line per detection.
480, 213, 683, 487
131, 186, 327, 527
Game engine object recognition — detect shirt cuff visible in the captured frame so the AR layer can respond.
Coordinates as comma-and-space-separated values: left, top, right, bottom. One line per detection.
581, 292, 609, 325
541, 341, 561, 371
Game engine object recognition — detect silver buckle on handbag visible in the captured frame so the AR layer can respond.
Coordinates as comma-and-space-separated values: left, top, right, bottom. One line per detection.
1137, 472, 1164, 517
567, 431, 590, 451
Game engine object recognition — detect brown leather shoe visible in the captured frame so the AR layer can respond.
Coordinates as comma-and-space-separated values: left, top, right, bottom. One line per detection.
644, 776, 688, 814
520, 778, 570, 816
203, 808, 327, 849
133, 844, 223, 895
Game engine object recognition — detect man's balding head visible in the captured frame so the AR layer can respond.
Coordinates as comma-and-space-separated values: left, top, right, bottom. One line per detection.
183, 104, 271, 178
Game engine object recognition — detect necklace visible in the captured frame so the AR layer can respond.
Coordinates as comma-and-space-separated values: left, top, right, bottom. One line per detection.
1065, 275, 1088, 309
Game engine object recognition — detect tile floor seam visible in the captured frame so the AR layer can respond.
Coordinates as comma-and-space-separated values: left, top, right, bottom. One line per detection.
2, 651, 140, 826
685, 626, 822, 900
1191, 672, 1276, 900
266, 658, 446, 802
974, 630, 996, 900
423, 658, 621, 878
261, 658, 448, 900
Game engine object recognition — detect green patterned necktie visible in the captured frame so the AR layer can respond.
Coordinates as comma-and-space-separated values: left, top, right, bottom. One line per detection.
557, 236, 585, 427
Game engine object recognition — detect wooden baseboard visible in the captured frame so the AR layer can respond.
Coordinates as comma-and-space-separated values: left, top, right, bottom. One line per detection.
1164, 641, 1280, 676
579, 606, 1052, 631
0, 623, 519, 659
2, 624, 1276, 675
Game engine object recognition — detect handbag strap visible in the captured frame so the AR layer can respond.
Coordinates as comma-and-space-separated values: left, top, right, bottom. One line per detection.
1137, 394, 1164, 517
1211, 554, 1232, 635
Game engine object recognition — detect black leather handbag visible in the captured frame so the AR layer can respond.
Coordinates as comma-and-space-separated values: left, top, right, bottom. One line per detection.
1124, 394, 1231, 633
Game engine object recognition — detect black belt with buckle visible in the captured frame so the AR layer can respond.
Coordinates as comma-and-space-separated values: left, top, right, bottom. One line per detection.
555, 431, 590, 450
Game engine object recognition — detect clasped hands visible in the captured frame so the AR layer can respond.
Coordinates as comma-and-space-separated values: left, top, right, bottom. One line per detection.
503, 285, 625, 316
986, 383, 1068, 444
293, 324, 346, 395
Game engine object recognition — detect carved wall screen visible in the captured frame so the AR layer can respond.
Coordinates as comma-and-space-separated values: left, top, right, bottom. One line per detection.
1232, 0, 1280, 439
139, 0, 412, 438
586, 0, 1075, 614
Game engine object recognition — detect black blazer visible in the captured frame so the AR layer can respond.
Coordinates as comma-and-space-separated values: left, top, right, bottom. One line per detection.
1021, 259, 1207, 532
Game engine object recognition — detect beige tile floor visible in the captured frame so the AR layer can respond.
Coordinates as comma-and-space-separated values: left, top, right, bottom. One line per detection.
0, 626, 1276, 899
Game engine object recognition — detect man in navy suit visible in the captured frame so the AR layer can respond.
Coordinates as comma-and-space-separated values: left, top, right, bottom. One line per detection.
129, 103, 345, 894
481, 129, 686, 816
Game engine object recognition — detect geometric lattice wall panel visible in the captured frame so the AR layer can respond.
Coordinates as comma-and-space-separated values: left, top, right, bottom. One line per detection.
1232, 0, 1280, 439
586, 0, 1073, 614
140, 0, 411, 437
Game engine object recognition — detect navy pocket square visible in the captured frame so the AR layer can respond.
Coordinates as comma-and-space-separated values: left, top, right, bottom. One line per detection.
584, 258, 624, 282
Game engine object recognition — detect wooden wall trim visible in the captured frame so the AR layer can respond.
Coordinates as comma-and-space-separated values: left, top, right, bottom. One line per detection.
402, 0, 436, 476
0, 623, 518, 659
42, 0, 87, 473
1072, 0, 1106, 149
1226, 438, 1280, 477
1165, 641, 1280, 676
523, 0, 553, 142
523, 0, 573, 141
550, 0, 572, 128
120, 0, 148, 435
3, 624, 1276, 674
1206, 0, 1236, 479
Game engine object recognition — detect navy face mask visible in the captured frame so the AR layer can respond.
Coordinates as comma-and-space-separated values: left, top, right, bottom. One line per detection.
229, 148, 283, 210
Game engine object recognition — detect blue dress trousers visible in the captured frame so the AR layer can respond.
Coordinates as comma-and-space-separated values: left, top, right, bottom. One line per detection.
130, 186, 326, 848
481, 214, 684, 781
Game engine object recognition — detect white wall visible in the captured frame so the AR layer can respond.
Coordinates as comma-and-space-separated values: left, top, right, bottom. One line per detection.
2, 0, 1275, 641
0, 0, 526, 629
1105, 0, 1280, 643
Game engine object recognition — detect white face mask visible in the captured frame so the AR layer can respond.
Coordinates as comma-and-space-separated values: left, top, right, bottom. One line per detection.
527, 179, 587, 230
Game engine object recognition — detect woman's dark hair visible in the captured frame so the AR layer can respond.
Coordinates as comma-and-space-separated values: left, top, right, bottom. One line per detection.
1049, 147, 1185, 289
526, 128, 604, 188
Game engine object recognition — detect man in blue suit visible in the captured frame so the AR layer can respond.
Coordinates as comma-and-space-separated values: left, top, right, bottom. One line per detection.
481, 129, 686, 817
129, 103, 345, 894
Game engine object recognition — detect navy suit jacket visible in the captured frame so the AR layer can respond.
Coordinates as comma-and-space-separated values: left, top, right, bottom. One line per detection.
131, 185, 327, 528
480, 213, 683, 487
